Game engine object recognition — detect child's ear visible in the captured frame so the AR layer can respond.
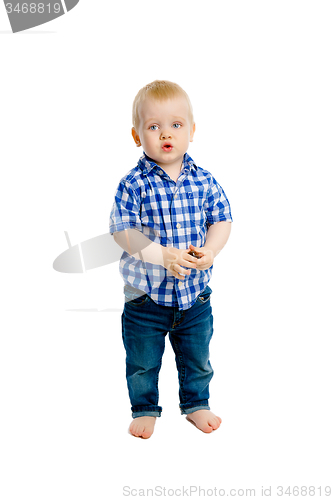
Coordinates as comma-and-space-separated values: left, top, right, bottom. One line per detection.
131, 127, 141, 147
190, 122, 196, 142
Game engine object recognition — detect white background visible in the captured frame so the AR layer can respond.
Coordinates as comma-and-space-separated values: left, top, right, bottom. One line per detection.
1, 1, 332, 498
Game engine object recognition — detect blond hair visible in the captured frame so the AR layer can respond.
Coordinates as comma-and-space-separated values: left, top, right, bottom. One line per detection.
132, 80, 194, 130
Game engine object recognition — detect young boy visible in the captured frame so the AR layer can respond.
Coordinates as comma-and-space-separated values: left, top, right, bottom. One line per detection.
109, 80, 232, 438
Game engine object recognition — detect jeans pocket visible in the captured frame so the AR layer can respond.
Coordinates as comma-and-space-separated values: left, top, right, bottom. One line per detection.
196, 285, 212, 304
127, 294, 150, 306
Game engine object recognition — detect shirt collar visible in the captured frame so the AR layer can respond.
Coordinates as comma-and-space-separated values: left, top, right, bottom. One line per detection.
138, 152, 198, 176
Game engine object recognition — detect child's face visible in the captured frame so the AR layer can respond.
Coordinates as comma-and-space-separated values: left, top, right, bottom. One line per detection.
132, 95, 195, 170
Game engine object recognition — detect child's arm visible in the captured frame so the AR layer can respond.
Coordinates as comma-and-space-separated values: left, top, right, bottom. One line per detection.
189, 221, 232, 271
113, 229, 198, 280
204, 220, 232, 257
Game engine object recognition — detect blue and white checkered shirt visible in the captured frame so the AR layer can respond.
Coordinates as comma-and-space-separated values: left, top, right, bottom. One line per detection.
109, 152, 232, 310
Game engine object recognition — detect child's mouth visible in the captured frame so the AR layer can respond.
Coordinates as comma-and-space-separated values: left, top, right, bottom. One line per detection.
162, 143, 173, 151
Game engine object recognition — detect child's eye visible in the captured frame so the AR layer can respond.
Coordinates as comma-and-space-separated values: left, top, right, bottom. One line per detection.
149, 125, 158, 131
173, 123, 181, 129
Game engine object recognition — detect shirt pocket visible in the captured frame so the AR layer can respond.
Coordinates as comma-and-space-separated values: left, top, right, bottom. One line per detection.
183, 187, 207, 232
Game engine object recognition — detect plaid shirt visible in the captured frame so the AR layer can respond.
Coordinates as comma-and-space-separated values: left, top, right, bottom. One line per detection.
109, 152, 232, 310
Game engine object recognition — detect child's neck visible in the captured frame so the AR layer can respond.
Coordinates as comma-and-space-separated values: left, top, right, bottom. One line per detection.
157, 161, 182, 183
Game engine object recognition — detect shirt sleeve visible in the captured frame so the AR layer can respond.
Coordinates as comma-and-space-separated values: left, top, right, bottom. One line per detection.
109, 180, 143, 235
204, 176, 233, 224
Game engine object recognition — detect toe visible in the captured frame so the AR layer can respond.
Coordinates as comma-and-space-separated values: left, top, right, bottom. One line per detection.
129, 418, 155, 439
203, 425, 214, 433
141, 429, 152, 439
129, 422, 141, 437
209, 417, 221, 430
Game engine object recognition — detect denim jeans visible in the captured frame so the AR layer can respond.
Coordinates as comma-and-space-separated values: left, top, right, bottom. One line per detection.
121, 284, 214, 418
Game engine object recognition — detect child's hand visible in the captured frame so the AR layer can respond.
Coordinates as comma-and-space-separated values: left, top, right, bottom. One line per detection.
188, 244, 214, 271
163, 246, 198, 280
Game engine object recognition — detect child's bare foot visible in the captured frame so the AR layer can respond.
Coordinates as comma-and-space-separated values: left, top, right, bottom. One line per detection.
129, 416, 156, 439
186, 410, 222, 433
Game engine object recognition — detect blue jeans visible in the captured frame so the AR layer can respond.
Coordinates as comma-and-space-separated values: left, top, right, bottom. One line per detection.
121, 284, 214, 418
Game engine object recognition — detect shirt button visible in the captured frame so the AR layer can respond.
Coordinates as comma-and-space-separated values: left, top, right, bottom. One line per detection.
174, 193, 178, 198
176, 223, 181, 229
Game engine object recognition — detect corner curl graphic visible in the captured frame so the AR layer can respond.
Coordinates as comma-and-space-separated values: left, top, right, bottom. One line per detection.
53, 231, 153, 274
53, 231, 157, 303
4, 0, 80, 33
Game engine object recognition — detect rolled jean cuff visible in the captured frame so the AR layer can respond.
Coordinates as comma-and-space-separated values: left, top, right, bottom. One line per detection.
180, 402, 210, 415
131, 405, 162, 418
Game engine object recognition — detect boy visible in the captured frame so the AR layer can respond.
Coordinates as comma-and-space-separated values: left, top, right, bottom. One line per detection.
109, 80, 232, 438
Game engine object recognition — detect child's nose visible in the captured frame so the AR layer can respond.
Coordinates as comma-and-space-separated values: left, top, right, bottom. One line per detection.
160, 130, 172, 139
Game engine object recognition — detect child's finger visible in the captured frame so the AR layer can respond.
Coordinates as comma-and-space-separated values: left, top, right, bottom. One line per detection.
182, 253, 198, 266
183, 258, 197, 268
195, 256, 207, 267
172, 263, 190, 279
